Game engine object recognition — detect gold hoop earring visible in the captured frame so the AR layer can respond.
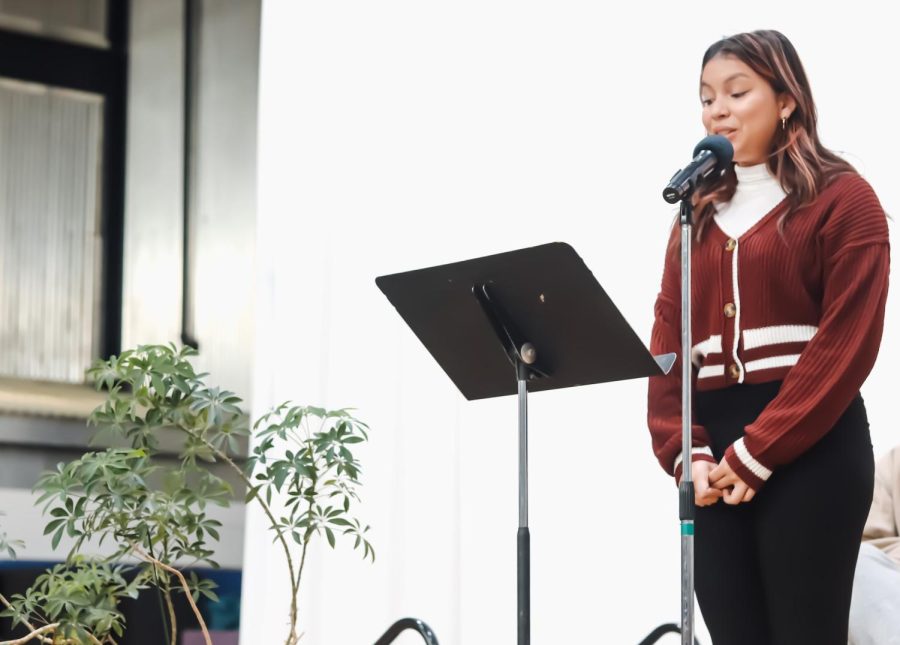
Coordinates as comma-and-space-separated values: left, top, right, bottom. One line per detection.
782, 116, 787, 130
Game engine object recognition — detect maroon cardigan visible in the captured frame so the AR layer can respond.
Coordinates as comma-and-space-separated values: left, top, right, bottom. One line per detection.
647, 172, 890, 491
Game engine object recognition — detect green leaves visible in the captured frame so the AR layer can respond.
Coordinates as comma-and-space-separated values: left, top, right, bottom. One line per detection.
85, 345, 248, 459
184, 570, 220, 603
0, 511, 25, 559
33, 447, 228, 571
249, 404, 375, 564
190, 386, 244, 430
0, 557, 146, 641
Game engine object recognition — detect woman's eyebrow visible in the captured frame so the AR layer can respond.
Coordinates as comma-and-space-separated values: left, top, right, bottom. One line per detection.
700, 72, 751, 89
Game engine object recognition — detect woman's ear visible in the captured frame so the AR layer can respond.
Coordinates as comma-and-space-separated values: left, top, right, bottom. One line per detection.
778, 93, 798, 120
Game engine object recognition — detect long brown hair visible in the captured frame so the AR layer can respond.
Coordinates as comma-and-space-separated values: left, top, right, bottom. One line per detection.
687, 30, 856, 243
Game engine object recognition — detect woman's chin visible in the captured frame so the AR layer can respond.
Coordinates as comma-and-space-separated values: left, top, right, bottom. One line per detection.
733, 154, 758, 167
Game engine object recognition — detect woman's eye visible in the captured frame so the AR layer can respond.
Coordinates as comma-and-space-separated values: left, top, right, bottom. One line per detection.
731, 91, 748, 99
701, 99, 712, 106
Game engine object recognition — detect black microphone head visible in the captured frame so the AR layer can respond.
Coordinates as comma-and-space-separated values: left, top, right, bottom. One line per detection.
693, 134, 734, 173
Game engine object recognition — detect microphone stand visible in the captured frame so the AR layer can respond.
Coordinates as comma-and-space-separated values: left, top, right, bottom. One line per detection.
664, 135, 731, 645
678, 197, 696, 645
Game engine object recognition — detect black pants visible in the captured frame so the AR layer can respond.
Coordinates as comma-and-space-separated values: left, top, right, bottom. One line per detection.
693, 381, 874, 645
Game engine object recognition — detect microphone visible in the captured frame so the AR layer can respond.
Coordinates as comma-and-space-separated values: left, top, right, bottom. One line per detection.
662, 135, 734, 204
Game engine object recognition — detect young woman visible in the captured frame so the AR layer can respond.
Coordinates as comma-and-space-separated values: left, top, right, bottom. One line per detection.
647, 30, 890, 644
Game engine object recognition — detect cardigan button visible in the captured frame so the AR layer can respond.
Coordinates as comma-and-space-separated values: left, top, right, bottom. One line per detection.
728, 364, 741, 379
724, 303, 736, 318
725, 238, 737, 251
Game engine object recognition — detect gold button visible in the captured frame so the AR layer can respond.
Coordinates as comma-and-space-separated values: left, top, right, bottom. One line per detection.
725, 238, 737, 251
724, 303, 736, 318
728, 364, 741, 379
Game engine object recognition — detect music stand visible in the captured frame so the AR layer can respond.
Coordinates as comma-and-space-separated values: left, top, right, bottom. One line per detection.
376, 242, 674, 644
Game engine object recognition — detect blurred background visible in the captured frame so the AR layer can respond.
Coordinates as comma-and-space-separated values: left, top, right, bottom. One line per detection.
0, 1, 896, 644
0, 0, 254, 641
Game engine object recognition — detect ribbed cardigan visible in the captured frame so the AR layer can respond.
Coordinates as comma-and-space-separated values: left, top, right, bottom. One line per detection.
647, 172, 890, 491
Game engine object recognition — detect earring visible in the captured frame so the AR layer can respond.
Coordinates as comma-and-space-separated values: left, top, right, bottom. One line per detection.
782, 116, 787, 130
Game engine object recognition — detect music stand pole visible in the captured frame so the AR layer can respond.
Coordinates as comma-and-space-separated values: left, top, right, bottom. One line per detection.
517, 361, 530, 645
472, 282, 542, 645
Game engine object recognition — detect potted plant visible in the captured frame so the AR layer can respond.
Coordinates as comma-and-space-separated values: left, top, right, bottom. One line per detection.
0, 345, 374, 644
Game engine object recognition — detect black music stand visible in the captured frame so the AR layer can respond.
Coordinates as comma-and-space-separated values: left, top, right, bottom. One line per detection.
376, 242, 674, 645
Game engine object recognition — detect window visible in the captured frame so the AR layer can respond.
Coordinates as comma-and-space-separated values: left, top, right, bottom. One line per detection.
0, 0, 126, 384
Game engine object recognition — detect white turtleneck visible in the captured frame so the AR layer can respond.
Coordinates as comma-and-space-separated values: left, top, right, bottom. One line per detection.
714, 163, 788, 239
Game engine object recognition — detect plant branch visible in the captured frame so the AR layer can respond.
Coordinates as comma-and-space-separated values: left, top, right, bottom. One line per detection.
131, 545, 211, 645
0, 594, 52, 645
190, 431, 299, 643
148, 540, 174, 645
0, 623, 58, 645
164, 586, 178, 645
296, 535, 311, 595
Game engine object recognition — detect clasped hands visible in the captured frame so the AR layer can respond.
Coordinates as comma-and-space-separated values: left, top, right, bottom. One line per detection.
679, 459, 756, 506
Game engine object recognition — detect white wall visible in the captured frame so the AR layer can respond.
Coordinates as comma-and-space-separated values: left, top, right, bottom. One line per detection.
243, 2, 900, 643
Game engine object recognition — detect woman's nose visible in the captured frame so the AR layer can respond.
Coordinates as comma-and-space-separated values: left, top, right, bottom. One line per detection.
711, 96, 730, 118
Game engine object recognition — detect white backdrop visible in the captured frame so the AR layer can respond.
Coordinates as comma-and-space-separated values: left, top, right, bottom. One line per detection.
241, 2, 899, 643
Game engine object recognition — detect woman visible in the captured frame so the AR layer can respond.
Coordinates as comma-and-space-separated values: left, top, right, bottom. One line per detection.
647, 30, 890, 644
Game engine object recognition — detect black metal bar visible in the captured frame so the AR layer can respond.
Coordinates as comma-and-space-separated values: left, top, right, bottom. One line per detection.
471, 284, 548, 379
373, 618, 439, 645
180, 0, 200, 349
0, 29, 118, 94
99, 0, 130, 361
638, 623, 701, 645
517, 526, 530, 645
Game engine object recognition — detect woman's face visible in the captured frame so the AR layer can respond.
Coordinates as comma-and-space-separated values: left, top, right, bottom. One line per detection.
700, 54, 794, 166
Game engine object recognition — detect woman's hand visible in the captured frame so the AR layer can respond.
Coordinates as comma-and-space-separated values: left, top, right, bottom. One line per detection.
708, 459, 756, 504
678, 460, 724, 507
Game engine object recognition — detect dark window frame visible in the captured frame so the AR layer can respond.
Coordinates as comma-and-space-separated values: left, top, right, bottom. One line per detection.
0, 2, 129, 361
